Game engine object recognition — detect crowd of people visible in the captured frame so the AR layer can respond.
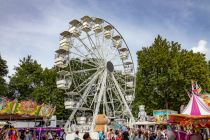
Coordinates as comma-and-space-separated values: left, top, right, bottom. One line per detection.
105, 125, 169, 140
2, 128, 66, 140
76, 125, 170, 140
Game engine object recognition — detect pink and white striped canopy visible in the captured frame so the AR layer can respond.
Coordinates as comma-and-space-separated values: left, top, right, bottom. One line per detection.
182, 94, 210, 116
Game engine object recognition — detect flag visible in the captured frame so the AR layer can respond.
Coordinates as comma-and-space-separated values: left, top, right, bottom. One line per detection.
191, 80, 202, 94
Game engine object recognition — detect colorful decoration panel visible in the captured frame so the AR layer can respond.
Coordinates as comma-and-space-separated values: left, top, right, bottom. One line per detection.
153, 109, 177, 122
0, 97, 55, 119
0, 97, 15, 114
14, 100, 41, 116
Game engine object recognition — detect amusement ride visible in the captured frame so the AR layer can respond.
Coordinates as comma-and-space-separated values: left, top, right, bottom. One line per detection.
54, 16, 136, 133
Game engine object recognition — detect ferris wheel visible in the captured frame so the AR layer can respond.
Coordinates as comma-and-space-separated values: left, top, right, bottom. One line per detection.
54, 16, 135, 132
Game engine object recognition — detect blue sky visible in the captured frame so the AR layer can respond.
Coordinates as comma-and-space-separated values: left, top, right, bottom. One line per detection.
0, 0, 210, 75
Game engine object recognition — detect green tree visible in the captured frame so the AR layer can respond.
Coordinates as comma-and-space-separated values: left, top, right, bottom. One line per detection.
0, 55, 8, 96
8, 55, 43, 100
134, 35, 210, 116
32, 68, 69, 120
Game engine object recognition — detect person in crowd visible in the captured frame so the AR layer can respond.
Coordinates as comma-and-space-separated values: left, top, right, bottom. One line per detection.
144, 130, 149, 140
122, 130, 129, 140
25, 129, 32, 140
83, 132, 92, 140
32, 131, 37, 140
47, 131, 53, 140
3, 131, 10, 140
10, 129, 18, 140
41, 132, 47, 140
19, 130, 25, 140
135, 130, 144, 140
115, 130, 121, 140
107, 129, 114, 140
98, 131, 105, 140
60, 128, 66, 140
130, 129, 136, 140
148, 131, 156, 140
74, 130, 80, 140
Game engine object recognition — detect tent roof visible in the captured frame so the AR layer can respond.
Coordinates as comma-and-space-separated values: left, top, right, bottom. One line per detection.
182, 94, 210, 116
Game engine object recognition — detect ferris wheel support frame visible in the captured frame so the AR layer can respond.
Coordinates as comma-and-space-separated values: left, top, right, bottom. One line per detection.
90, 69, 107, 131
64, 70, 103, 131
111, 73, 134, 121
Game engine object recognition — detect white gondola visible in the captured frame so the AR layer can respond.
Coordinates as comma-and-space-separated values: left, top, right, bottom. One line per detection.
119, 48, 128, 60
104, 25, 113, 39
59, 38, 71, 51
56, 76, 71, 90
93, 18, 103, 33
76, 117, 87, 125
69, 19, 81, 37
112, 35, 122, 48
60, 31, 73, 51
55, 31, 73, 53
54, 54, 68, 68
124, 61, 133, 73
126, 81, 134, 88
57, 70, 69, 75
81, 16, 92, 32
64, 100, 76, 109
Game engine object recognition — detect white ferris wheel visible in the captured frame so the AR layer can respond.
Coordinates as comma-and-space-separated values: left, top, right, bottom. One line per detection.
54, 16, 135, 132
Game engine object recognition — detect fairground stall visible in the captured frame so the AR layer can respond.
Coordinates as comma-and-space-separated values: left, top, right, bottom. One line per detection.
169, 93, 210, 140
0, 97, 59, 139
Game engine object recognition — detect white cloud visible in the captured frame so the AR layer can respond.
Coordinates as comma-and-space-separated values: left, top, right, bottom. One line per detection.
192, 40, 209, 58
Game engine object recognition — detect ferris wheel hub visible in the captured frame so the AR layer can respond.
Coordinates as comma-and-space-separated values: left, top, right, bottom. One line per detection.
106, 61, 114, 72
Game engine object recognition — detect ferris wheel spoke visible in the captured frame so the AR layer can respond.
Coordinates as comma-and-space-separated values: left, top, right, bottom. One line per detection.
109, 53, 121, 62
113, 73, 127, 87
70, 47, 100, 67
103, 84, 109, 115
86, 32, 104, 61
76, 70, 102, 106
65, 69, 103, 130
75, 37, 102, 65
107, 74, 124, 115
70, 58, 97, 68
111, 73, 134, 119
104, 39, 114, 60
107, 89, 116, 117
95, 33, 106, 59
70, 68, 98, 74
89, 70, 106, 109
107, 79, 119, 117
71, 69, 102, 93
90, 69, 107, 131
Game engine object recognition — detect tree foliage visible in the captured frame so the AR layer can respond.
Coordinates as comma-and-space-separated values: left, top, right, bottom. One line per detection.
0, 55, 8, 96
133, 35, 210, 116
8, 55, 43, 100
